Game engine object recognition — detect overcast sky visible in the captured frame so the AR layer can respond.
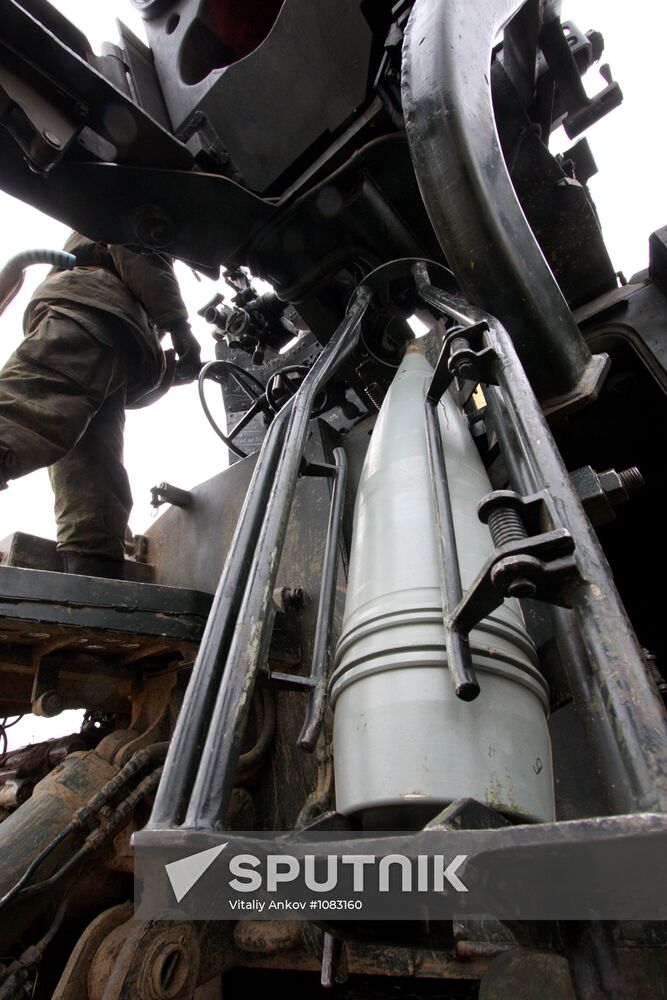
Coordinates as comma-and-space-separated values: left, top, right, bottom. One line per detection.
1, 0, 664, 747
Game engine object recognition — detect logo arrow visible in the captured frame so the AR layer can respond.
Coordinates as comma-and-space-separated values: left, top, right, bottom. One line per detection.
165, 843, 227, 902
443, 854, 469, 892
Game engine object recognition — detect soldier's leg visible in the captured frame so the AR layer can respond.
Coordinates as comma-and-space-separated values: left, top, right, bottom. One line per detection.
0, 307, 133, 576
49, 385, 132, 577
0, 309, 125, 485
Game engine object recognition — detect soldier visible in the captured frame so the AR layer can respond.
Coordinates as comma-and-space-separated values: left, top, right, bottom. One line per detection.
0, 232, 201, 580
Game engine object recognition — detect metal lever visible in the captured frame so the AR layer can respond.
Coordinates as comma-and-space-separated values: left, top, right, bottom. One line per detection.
298, 448, 348, 750
266, 449, 348, 748
424, 382, 480, 702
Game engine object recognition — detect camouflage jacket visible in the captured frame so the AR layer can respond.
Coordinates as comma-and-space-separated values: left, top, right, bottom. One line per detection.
25, 232, 189, 393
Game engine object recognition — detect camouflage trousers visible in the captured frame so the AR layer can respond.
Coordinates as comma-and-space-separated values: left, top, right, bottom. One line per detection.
0, 306, 139, 560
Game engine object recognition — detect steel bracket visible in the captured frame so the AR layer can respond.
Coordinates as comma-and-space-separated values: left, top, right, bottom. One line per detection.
539, 18, 623, 139
452, 491, 579, 635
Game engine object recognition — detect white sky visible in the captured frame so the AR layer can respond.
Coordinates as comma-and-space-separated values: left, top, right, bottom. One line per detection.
1, 0, 665, 748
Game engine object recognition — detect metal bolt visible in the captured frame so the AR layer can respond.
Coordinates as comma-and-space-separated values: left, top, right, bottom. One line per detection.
479, 492, 535, 598
273, 586, 305, 612
33, 690, 64, 718
151, 943, 189, 998
479, 492, 529, 547
597, 466, 644, 508
134, 205, 174, 249
448, 336, 475, 379
42, 130, 62, 148
643, 649, 666, 701
485, 506, 528, 548
505, 576, 537, 599
618, 466, 644, 494
490, 554, 540, 600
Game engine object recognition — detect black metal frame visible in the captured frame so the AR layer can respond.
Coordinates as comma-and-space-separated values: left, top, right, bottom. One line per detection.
148, 258, 667, 836
136, 260, 667, 1000
414, 262, 667, 815
297, 449, 347, 752
401, 0, 610, 411
424, 389, 479, 701
148, 285, 371, 830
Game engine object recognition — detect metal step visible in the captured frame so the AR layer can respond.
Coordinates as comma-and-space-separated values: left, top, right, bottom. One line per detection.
0, 565, 212, 718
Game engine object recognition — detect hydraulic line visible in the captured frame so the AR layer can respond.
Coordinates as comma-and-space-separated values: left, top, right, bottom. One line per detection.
0, 250, 76, 316
0, 744, 167, 914
0, 895, 69, 1000
15, 767, 163, 904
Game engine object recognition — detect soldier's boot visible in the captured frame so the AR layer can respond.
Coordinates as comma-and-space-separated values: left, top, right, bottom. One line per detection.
61, 553, 125, 580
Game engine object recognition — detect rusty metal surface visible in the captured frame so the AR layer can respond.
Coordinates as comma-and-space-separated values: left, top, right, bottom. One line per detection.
0, 566, 211, 715
0, 750, 118, 954
91, 919, 201, 1000
0, 731, 94, 814
52, 901, 134, 1000
0, 620, 199, 717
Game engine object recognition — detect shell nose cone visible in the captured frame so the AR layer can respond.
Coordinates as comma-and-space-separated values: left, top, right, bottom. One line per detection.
330, 341, 554, 828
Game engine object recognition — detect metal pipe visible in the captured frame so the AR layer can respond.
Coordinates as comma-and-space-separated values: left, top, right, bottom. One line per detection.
183, 286, 372, 829
416, 270, 667, 813
560, 921, 624, 1000
401, 0, 608, 410
0, 750, 117, 952
298, 447, 348, 751
483, 388, 539, 494
550, 606, 633, 815
149, 400, 294, 827
484, 391, 649, 814
424, 394, 479, 700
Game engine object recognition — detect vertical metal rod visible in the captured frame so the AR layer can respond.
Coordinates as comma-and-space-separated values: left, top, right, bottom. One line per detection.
149, 400, 293, 828
492, 322, 667, 812
415, 269, 667, 812
485, 389, 646, 814
424, 395, 480, 701
483, 388, 539, 494
185, 287, 372, 829
488, 376, 667, 817
298, 447, 348, 751
550, 605, 635, 815
560, 921, 624, 1000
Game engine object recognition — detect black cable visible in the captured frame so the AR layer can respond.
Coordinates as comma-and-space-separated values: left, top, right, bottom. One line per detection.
0, 828, 72, 912
201, 360, 265, 399
16, 768, 163, 904
198, 358, 337, 461
197, 361, 260, 459
0, 744, 167, 915
0, 894, 69, 1000
359, 328, 401, 369
1, 715, 23, 727
0, 716, 24, 758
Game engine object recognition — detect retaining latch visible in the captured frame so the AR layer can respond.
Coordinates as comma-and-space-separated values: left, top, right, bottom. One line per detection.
451, 489, 581, 635
428, 321, 498, 402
